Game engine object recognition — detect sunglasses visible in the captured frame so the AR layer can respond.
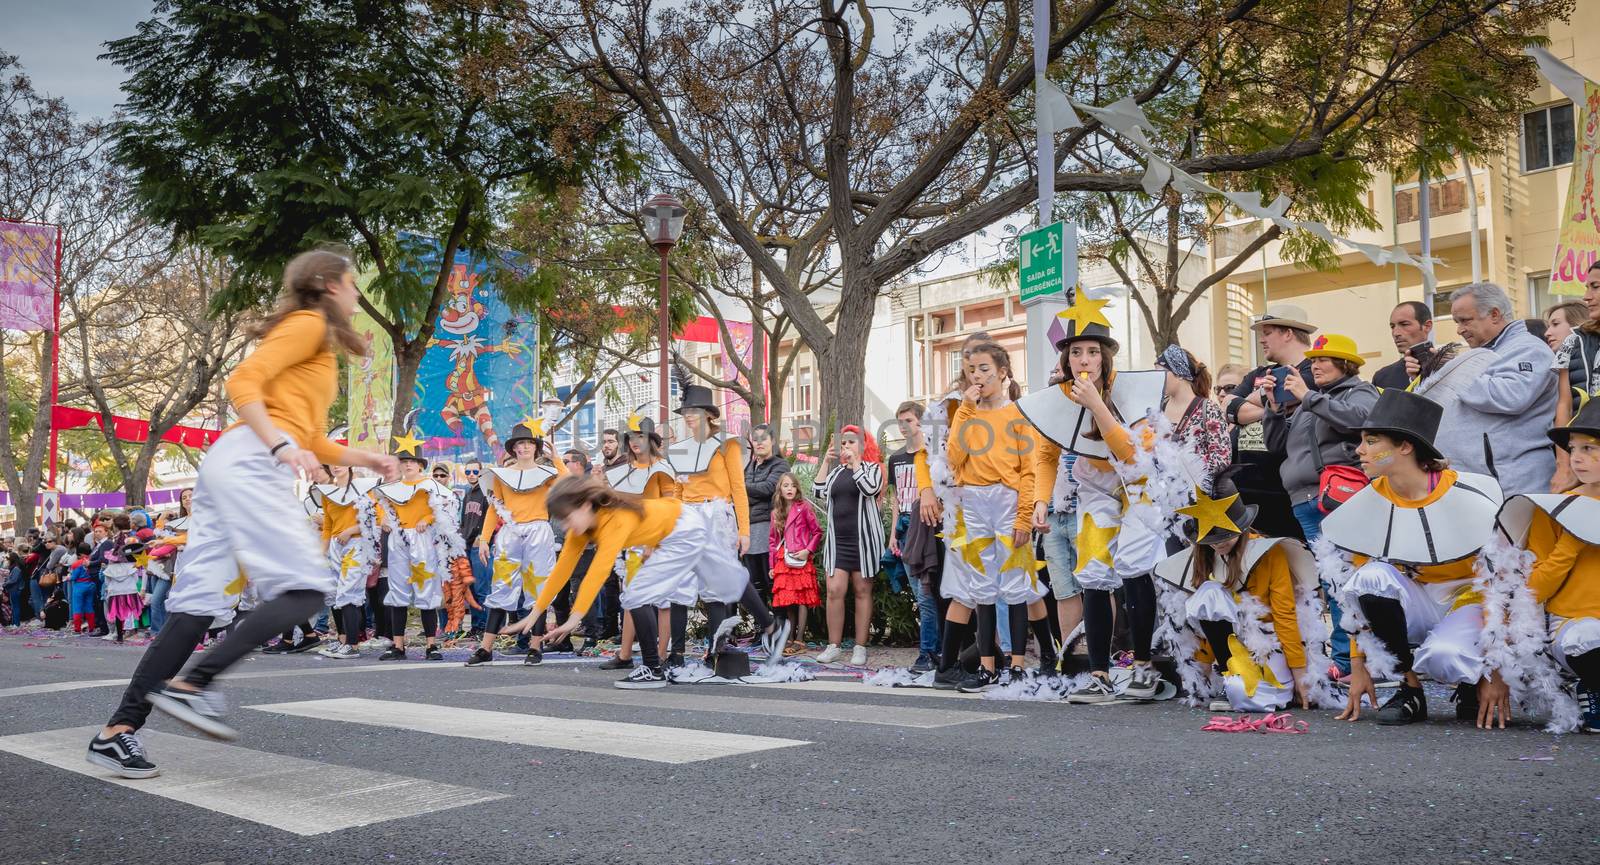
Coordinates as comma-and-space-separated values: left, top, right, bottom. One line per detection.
1213, 385, 1234, 395
463, 469, 480, 475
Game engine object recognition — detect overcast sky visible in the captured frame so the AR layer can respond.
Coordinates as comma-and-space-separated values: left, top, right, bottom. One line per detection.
3, 0, 151, 120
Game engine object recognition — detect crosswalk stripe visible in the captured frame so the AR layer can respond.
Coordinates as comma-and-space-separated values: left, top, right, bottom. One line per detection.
247, 698, 810, 764
0, 656, 597, 699
0, 726, 506, 836
470, 684, 1019, 728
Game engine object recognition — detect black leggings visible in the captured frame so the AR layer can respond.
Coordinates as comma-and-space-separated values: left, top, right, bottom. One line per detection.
338, 605, 364, 642
1569, 648, 1600, 692
1198, 619, 1236, 671
703, 582, 777, 654
1084, 575, 1157, 673
389, 606, 438, 642
107, 589, 324, 730
631, 606, 663, 669
366, 580, 393, 638
1358, 594, 1413, 674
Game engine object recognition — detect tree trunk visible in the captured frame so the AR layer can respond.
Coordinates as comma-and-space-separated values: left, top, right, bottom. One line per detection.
390, 339, 425, 439
814, 274, 877, 438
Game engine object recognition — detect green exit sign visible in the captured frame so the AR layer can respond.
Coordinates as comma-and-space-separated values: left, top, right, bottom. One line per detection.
1019, 222, 1075, 303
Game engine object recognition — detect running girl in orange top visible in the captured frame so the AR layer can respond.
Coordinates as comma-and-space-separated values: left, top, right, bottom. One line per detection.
89, 250, 398, 779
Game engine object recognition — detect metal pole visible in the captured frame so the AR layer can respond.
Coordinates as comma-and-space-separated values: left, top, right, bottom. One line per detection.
47, 225, 62, 490
1034, 0, 1052, 225
1418, 163, 1434, 311
658, 246, 671, 427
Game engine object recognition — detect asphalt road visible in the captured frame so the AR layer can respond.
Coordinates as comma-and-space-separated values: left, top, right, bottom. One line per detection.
1, 631, 1596, 865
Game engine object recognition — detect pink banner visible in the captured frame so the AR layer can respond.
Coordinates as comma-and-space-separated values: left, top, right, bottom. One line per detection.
0, 221, 58, 331
720, 319, 753, 433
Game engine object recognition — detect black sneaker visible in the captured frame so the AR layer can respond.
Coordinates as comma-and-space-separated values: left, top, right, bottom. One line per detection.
86, 731, 159, 779
424, 645, 443, 661
956, 667, 1000, 693
1376, 684, 1428, 726
465, 648, 492, 666
261, 640, 291, 655
524, 648, 542, 666
378, 646, 407, 661
909, 653, 936, 674
931, 666, 963, 690
147, 685, 237, 741
1067, 674, 1117, 704
665, 652, 685, 670
288, 636, 322, 654
598, 655, 634, 671
1451, 683, 1479, 722
615, 665, 669, 689
1581, 686, 1600, 734
1034, 656, 1060, 680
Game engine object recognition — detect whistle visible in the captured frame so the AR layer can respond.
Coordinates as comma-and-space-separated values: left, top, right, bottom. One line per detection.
1078, 372, 1090, 381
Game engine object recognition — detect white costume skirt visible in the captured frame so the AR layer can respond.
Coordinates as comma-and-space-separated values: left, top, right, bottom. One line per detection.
165, 427, 333, 621
939, 484, 1045, 606
686, 498, 740, 553
485, 520, 556, 612
327, 535, 374, 608
622, 505, 748, 611
1187, 581, 1294, 712
1345, 562, 1484, 685
1549, 615, 1600, 672
383, 526, 447, 610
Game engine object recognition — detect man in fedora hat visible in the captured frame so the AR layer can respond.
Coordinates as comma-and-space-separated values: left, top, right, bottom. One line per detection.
1222, 303, 1320, 541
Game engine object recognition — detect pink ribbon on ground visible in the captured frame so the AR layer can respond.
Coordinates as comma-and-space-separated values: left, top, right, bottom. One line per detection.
1201, 712, 1309, 734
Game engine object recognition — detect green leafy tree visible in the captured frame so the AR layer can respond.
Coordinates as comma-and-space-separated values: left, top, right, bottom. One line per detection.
105, 0, 628, 437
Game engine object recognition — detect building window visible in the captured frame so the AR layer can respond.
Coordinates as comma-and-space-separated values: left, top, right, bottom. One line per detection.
797, 367, 813, 412
1394, 176, 1475, 224
1528, 273, 1558, 316
1522, 103, 1575, 173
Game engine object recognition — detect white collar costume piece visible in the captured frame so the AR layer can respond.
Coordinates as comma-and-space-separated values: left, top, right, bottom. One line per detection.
1320, 472, 1503, 565
309, 477, 380, 510
606, 460, 672, 495
478, 464, 559, 496
374, 477, 455, 504
667, 434, 728, 476
1015, 370, 1165, 459
1495, 493, 1600, 546
161, 515, 189, 533
1154, 536, 1315, 593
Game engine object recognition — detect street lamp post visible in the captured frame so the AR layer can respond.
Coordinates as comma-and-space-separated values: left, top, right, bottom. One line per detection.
641, 193, 687, 427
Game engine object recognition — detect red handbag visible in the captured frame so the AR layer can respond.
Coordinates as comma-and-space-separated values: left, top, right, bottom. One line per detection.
1316, 464, 1369, 514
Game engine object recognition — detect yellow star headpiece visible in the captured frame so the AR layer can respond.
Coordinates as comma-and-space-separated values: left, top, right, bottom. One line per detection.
392, 430, 425, 457
518, 415, 546, 438
1177, 486, 1241, 541
1055, 293, 1112, 333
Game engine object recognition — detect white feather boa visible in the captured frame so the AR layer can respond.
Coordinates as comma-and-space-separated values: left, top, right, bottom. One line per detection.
1312, 535, 1401, 681
925, 394, 961, 539
1283, 547, 1340, 708
426, 485, 466, 563
1154, 581, 1217, 706
1472, 534, 1581, 733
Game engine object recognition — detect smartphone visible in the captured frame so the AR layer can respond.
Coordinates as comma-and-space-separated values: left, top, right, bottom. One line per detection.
1268, 366, 1296, 407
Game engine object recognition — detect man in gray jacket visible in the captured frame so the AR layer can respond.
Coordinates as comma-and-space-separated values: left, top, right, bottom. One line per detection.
1426, 283, 1557, 494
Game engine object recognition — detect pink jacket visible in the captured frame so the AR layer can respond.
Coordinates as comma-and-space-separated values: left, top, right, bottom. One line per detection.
769, 501, 821, 556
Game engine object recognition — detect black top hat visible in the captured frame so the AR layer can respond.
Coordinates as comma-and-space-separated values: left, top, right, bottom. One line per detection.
1054, 320, 1120, 354
390, 431, 428, 464
1550, 398, 1600, 451
675, 384, 721, 419
1186, 467, 1259, 545
1359, 389, 1444, 463
504, 422, 543, 451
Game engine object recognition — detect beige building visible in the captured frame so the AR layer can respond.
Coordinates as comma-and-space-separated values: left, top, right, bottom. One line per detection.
1207, 13, 1598, 366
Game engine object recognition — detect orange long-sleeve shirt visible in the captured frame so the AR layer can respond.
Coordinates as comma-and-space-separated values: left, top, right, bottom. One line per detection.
480, 462, 568, 536
1032, 384, 1137, 508
635, 461, 679, 499
224, 310, 346, 464
1242, 543, 1306, 671
322, 500, 359, 543
375, 480, 436, 530
947, 401, 1040, 533
532, 498, 684, 618
1525, 502, 1600, 619
679, 438, 749, 538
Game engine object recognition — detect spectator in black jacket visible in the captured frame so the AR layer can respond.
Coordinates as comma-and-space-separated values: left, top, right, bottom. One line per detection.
1372, 301, 1434, 391
459, 460, 491, 636
743, 424, 790, 602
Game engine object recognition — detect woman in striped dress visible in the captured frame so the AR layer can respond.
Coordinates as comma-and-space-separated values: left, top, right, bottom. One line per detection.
812, 425, 885, 666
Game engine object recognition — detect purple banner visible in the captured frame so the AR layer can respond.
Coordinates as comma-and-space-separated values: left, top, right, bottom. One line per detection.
0, 221, 58, 331
0, 488, 187, 511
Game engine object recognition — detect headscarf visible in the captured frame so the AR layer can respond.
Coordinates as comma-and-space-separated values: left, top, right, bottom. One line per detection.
1156, 344, 1196, 381
840, 424, 881, 464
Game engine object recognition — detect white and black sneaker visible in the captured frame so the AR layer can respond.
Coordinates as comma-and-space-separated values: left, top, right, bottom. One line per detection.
326, 643, 360, 660
615, 665, 669, 690
1067, 674, 1118, 704
955, 667, 1000, 693
1122, 665, 1161, 700
760, 618, 792, 662
148, 686, 237, 741
86, 731, 159, 779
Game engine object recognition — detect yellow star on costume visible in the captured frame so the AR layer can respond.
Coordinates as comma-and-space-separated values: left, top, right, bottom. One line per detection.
999, 537, 1041, 589
492, 555, 520, 587
958, 535, 994, 572
392, 430, 425, 456
521, 567, 544, 596
624, 550, 643, 583
1055, 294, 1112, 333
1177, 486, 1240, 541
223, 568, 248, 597
1076, 511, 1118, 569
339, 549, 359, 579
408, 560, 432, 589
1223, 634, 1282, 697
519, 415, 546, 438
133, 552, 152, 569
